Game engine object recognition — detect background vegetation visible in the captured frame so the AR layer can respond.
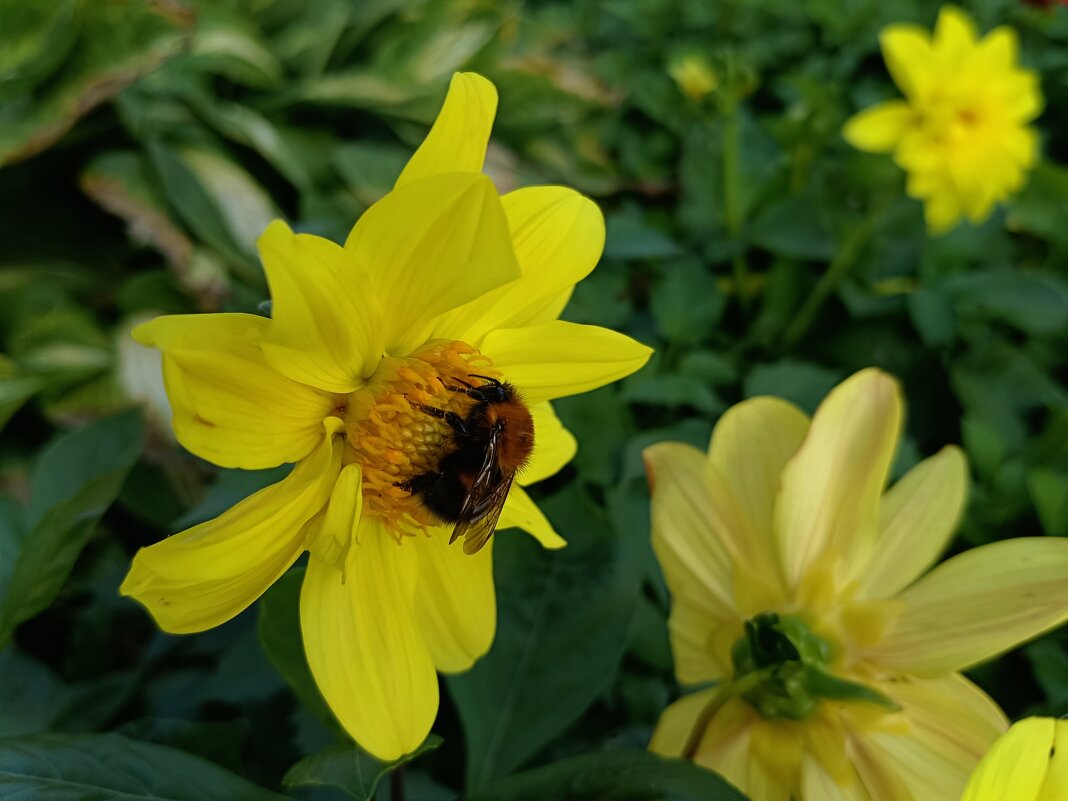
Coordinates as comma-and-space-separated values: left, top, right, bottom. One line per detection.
1, 0, 1066, 798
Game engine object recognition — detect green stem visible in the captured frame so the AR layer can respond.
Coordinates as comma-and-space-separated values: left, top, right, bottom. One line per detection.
781, 202, 882, 348
680, 670, 768, 760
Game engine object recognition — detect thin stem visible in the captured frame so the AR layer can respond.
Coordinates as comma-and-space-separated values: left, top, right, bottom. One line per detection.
680, 670, 768, 760
391, 765, 405, 801
781, 202, 883, 348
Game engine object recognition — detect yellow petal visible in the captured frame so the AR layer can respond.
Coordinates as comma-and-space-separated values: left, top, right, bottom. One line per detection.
775, 369, 903, 593
1040, 720, 1068, 801
800, 754, 868, 801
871, 537, 1068, 675
395, 72, 497, 187
120, 420, 342, 633
923, 191, 963, 236
258, 221, 384, 393
649, 688, 717, 757
843, 101, 914, 153
306, 462, 362, 574
519, 401, 576, 486
498, 485, 566, 549
961, 717, 1053, 801
481, 320, 652, 404
431, 186, 605, 345
135, 313, 335, 470
412, 529, 495, 673
858, 446, 968, 599
345, 173, 520, 356
707, 396, 808, 587
862, 674, 1007, 801
300, 518, 438, 761
645, 441, 741, 683
933, 5, 978, 60
879, 24, 933, 99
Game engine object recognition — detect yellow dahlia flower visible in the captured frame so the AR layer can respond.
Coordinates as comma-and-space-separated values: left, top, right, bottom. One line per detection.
843, 6, 1041, 234
121, 72, 651, 760
962, 717, 1067, 801
644, 368, 1068, 800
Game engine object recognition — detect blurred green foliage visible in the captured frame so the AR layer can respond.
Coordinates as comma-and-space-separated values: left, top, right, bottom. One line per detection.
1, 0, 1067, 798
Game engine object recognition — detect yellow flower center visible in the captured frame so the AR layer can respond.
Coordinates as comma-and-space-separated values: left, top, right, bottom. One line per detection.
338, 340, 500, 537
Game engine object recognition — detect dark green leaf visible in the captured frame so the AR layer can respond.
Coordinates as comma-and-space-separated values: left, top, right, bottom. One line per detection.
464, 750, 750, 801
283, 735, 442, 800
0, 732, 288, 800
449, 488, 640, 787
743, 360, 843, 414
257, 566, 335, 724
0, 410, 143, 645
651, 258, 725, 345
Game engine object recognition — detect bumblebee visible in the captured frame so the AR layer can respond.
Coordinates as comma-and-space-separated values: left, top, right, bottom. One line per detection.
400, 375, 534, 554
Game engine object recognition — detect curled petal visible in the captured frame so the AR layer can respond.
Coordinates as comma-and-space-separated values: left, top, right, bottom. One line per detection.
121, 419, 342, 633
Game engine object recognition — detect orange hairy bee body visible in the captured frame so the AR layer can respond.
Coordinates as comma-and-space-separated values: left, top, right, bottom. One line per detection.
399, 375, 534, 553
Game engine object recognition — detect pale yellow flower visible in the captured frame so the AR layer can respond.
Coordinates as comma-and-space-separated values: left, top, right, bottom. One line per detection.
844, 6, 1041, 234
962, 717, 1067, 801
121, 73, 651, 760
644, 368, 1068, 801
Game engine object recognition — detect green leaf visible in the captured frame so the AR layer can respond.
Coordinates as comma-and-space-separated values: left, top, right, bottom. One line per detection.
257, 565, 335, 724
0, 732, 288, 800
747, 191, 835, 261
334, 142, 409, 206
448, 487, 640, 788
907, 287, 955, 347
743, 360, 843, 414
1027, 468, 1068, 536
945, 271, 1068, 337
0, 0, 192, 165
283, 735, 443, 801
650, 258, 725, 345
118, 718, 251, 773
0, 0, 78, 95
0, 410, 143, 646
0, 359, 43, 431
464, 750, 750, 801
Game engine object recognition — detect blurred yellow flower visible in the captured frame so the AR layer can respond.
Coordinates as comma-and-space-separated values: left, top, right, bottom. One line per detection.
843, 6, 1041, 234
644, 368, 1068, 801
962, 717, 1067, 801
121, 72, 651, 761
669, 54, 719, 101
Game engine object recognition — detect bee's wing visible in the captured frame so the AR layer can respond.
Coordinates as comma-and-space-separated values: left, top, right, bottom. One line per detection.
455, 472, 514, 554
449, 426, 514, 554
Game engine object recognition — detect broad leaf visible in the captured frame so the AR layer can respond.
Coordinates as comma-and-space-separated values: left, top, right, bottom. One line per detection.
448, 487, 640, 788
0, 732, 287, 800
464, 750, 750, 801
257, 566, 334, 724
0, 410, 143, 646
284, 735, 443, 801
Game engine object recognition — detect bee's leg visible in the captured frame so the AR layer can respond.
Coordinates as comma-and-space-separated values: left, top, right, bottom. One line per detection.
411, 402, 468, 435
445, 378, 475, 392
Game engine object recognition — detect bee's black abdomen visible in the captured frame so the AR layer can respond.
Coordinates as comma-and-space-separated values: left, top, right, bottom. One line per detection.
402, 469, 467, 522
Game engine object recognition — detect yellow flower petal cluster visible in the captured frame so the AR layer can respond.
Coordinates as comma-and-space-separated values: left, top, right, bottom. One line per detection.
644, 368, 1068, 801
962, 717, 1067, 801
843, 6, 1041, 234
121, 72, 651, 761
